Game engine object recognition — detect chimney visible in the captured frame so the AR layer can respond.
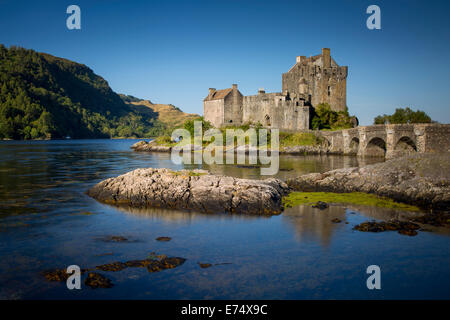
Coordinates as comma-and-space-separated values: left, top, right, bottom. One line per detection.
232, 84, 238, 90
296, 56, 306, 63
209, 88, 216, 94
322, 48, 331, 68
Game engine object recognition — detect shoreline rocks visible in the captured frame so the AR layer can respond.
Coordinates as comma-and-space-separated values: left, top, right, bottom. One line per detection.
87, 168, 290, 215
131, 140, 330, 155
131, 140, 172, 152
287, 153, 450, 210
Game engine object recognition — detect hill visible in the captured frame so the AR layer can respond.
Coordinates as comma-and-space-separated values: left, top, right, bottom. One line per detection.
0, 45, 166, 139
119, 95, 200, 128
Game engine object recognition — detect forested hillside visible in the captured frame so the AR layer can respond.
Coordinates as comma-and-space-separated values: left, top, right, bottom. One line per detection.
0, 45, 165, 139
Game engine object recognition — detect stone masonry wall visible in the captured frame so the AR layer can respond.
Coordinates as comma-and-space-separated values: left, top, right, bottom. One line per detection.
282, 64, 347, 112
242, 93, 311, 131
203, 99, 224, 128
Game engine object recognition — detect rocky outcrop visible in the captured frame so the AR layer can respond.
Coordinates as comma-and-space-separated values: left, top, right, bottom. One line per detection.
287, 153, 450, 210
131, 140, 172, 152
87, 168, 290, 215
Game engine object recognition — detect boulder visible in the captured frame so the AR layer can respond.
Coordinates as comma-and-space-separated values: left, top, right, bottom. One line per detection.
87, 168, 290, 215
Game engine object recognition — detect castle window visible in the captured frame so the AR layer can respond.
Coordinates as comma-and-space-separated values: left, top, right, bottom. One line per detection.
327, 86, 331, 96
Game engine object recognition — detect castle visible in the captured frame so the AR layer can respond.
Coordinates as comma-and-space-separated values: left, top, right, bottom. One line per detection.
204, 48, 348, 131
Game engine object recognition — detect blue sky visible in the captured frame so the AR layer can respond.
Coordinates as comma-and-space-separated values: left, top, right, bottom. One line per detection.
1, 0, 449, 125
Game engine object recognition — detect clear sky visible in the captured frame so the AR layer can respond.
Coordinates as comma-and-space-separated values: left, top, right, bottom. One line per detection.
1, 0, 449, 125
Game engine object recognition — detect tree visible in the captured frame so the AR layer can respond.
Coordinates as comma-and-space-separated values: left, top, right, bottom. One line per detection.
183, 117, 211, 137
311, 103, 354, 130
374, 107, 432, 124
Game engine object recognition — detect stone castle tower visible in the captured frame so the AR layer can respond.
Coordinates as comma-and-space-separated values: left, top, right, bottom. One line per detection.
204, 48, 348, 130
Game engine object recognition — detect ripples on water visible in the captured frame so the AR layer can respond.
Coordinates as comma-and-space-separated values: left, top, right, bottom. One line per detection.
0, 139, 449, 299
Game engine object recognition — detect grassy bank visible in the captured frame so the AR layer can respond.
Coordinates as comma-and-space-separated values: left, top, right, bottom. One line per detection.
152, 128, 323, 149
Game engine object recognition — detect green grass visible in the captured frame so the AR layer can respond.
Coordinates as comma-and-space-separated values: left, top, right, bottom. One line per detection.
153, 135, 176, 146
279, 132, 323, 147
283, 192, 420, 211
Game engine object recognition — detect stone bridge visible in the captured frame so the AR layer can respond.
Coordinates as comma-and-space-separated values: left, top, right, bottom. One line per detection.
320, 124, 450, 158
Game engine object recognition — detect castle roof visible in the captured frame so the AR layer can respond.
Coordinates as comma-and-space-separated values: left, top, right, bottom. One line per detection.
204, 88, 233, 101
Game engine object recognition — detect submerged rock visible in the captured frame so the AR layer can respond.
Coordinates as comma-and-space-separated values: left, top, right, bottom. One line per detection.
353, 220, 421, 236
312, 201, 329, 210
42, 269, 71, 282
156, 236, 171, 242
100, 236, 129, 242
198, 263, 213, 269
147, 257, 186, 273
287, 153, 450, 210
96, 262, 128, 272
331, 218, 342, 223
87, 168, 289, 215
43, 253, 186, 287
124, 259, 154, 268
42, 268, 88, 282
84, 272, 113, 289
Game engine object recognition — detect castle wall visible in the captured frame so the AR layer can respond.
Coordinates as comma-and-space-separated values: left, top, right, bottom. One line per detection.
223, 88, 243, 125
204, 99, 224, 128
242, 93, 311, 131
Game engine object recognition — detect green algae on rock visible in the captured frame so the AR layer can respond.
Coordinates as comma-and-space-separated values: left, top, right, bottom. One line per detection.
283, 192, 420, 211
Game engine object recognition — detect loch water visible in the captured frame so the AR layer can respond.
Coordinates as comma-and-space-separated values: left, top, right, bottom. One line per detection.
0, 139, 449, 299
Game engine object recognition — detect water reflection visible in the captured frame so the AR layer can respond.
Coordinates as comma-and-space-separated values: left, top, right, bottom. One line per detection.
113, 205, 266, 223
177, 154, 383, 180
282, 205, 347, 246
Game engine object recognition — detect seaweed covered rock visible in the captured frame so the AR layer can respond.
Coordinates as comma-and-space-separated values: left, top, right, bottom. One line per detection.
353, 220, 421, 236
87, 168, 290, 215
84, 272, 113, 289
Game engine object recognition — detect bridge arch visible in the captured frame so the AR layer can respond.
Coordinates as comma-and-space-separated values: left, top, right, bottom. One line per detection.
349, 137, 359, 154
394, 136, 417, 154
365, 137, 386, 157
